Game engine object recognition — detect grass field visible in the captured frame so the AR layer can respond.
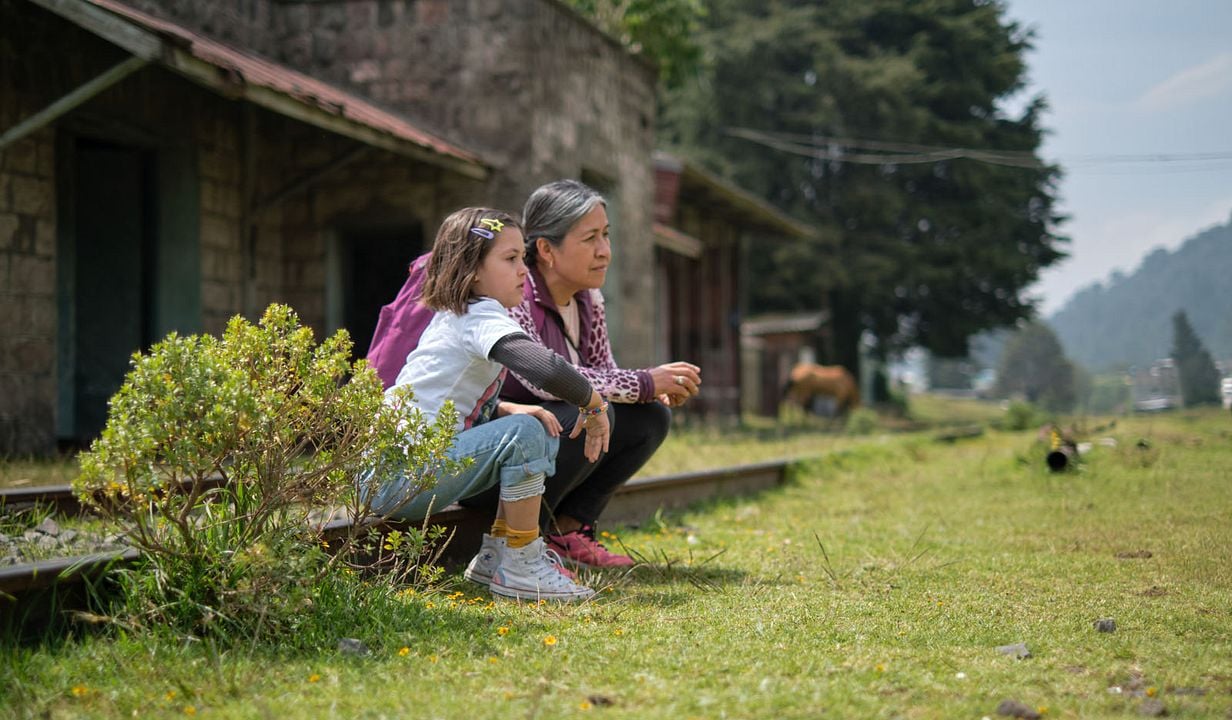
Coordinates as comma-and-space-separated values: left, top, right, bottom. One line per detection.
3, 408, 1232, 718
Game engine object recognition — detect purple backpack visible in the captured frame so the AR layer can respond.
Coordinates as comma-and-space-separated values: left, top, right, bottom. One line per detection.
366, 252, 434, 389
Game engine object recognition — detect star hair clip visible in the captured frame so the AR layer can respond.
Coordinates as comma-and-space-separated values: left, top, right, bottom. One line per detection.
470, 217, 506, 239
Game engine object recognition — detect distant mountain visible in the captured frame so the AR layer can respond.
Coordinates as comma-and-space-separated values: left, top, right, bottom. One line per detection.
1049, 213, 1232, 372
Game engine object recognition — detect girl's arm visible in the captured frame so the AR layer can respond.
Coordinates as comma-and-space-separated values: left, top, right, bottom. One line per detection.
489, 334, 592, 407
508, 300, 652, 404
490, 334, 610, 460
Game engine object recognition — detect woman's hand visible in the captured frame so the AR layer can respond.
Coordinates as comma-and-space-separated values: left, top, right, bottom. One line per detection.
569, 395, 611, 462
498, 401, 563, 437
650, 362, 702, 404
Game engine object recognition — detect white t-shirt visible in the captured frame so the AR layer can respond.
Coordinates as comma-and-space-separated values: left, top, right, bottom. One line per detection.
388, 297, 523, 433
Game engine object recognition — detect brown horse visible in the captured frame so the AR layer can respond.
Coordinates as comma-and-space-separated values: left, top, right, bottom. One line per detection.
782, 363, 860, 417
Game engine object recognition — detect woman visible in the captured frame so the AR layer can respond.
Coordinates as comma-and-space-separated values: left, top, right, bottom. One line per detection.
459, 180, 702, 568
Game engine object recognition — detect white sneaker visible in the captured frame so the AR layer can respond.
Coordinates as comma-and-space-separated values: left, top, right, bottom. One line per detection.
490, 538, 595, 602
464, 535, 577, 585
464, 533, 505, 585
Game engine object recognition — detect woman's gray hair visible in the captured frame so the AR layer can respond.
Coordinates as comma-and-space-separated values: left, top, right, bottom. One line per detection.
522, 179, 606, 267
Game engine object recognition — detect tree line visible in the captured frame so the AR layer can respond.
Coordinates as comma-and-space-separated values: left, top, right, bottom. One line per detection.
568, 0, 1067, 389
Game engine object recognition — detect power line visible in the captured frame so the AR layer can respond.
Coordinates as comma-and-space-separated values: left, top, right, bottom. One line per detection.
726, 126, 1232, 171
726, 127, 1044, 168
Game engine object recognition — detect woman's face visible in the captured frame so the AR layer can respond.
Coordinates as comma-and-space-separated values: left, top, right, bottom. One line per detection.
542, 203, 611, 291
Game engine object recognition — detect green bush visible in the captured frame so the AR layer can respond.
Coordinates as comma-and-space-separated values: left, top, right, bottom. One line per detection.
1003, 400, 1044, 431
844, 408, 880, 435
74, 304, 458, 641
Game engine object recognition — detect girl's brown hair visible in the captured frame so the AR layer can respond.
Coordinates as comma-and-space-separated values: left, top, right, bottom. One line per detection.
421, 207, 522, 314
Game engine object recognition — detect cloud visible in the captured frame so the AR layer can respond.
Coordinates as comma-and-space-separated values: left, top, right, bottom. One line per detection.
1137, 52, 1232, 111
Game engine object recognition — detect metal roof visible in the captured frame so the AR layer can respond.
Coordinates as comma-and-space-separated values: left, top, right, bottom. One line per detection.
30, 0, 488, 179
654, 151, 816, 240
741, 311, 829, 337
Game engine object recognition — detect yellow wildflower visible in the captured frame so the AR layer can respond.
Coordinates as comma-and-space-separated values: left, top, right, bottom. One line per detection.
308, 674, 320, 683
488, 657, 499, 664
1146, 688, 1157, 697
875, 663, 886, 673
579, 701, 593, 711
398, 647, 410, 657
70, 685, 89, 698
429, 655, 439, 663
165, 690, 178, 701
184, 707, 197, 716
425, 601, 435, 609
498, 626, 510, 636
613, 628, 624, 636
543, 635, 558, 646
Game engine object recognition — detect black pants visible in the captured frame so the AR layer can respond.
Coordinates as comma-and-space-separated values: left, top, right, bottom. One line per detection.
459, 401, 672, 531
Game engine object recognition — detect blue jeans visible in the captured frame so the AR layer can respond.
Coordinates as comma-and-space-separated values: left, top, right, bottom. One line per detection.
366, 414, 559, 522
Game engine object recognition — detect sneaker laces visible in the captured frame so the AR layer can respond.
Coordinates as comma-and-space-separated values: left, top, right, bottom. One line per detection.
579, 525, 614, 550
543, 547, 576, 579
528, 548, 578, 587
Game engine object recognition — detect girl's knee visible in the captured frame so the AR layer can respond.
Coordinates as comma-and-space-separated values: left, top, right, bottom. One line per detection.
505, 413, 547, 445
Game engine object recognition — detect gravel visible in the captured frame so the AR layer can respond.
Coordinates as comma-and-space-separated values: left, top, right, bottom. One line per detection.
0, 518, 130, 567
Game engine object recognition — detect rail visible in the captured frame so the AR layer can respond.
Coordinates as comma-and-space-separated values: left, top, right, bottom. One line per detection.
1, 458, 797, 597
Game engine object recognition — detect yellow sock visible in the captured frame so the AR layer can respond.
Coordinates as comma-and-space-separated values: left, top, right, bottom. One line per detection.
490, 519, 508, 538
505, 527, 539, 549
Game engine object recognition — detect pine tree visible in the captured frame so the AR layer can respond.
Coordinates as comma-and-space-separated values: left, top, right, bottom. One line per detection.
1170, 310, 1220, 406
659, 0, 1066, 375
993, 322, 1076, 412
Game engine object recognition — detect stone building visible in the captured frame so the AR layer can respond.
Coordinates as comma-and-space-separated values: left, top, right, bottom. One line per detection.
1, 0, 656, 453
651, 152, 816, 418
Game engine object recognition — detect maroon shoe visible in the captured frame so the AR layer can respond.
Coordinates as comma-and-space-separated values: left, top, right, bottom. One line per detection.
546, 525, 635, 569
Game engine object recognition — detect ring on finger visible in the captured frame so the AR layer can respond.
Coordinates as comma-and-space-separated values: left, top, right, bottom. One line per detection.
674, 375, 686, 386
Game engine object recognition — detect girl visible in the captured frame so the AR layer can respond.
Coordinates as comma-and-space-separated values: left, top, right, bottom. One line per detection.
369, 207, 610, 602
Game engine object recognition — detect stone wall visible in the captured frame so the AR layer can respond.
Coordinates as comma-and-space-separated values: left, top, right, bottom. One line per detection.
269, 0, 658, 364
123, 0, 661, 365
0, 2, 127, 452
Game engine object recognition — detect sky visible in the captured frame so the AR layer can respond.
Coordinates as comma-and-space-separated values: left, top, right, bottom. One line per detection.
999, 1, 1232, 315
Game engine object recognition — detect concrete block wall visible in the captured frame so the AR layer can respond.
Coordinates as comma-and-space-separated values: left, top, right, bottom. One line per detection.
0, 2, 129, 453
0, 126, 58, 453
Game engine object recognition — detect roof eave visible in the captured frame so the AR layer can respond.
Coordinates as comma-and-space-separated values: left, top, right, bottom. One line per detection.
27, 0, 489, 181
655, 151, 815, 240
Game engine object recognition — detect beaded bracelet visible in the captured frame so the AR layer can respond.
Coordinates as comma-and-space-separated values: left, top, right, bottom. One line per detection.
579, 400, 609, 419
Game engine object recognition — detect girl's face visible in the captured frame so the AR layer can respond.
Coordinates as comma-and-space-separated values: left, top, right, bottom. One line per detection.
540, 203, 611, 291
473, 227, 529, 308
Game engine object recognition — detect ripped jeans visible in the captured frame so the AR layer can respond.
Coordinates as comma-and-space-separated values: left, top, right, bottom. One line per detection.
365, 414, 559, 522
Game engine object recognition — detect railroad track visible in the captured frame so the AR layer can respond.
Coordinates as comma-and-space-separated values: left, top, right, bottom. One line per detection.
1, 458, 796, 598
